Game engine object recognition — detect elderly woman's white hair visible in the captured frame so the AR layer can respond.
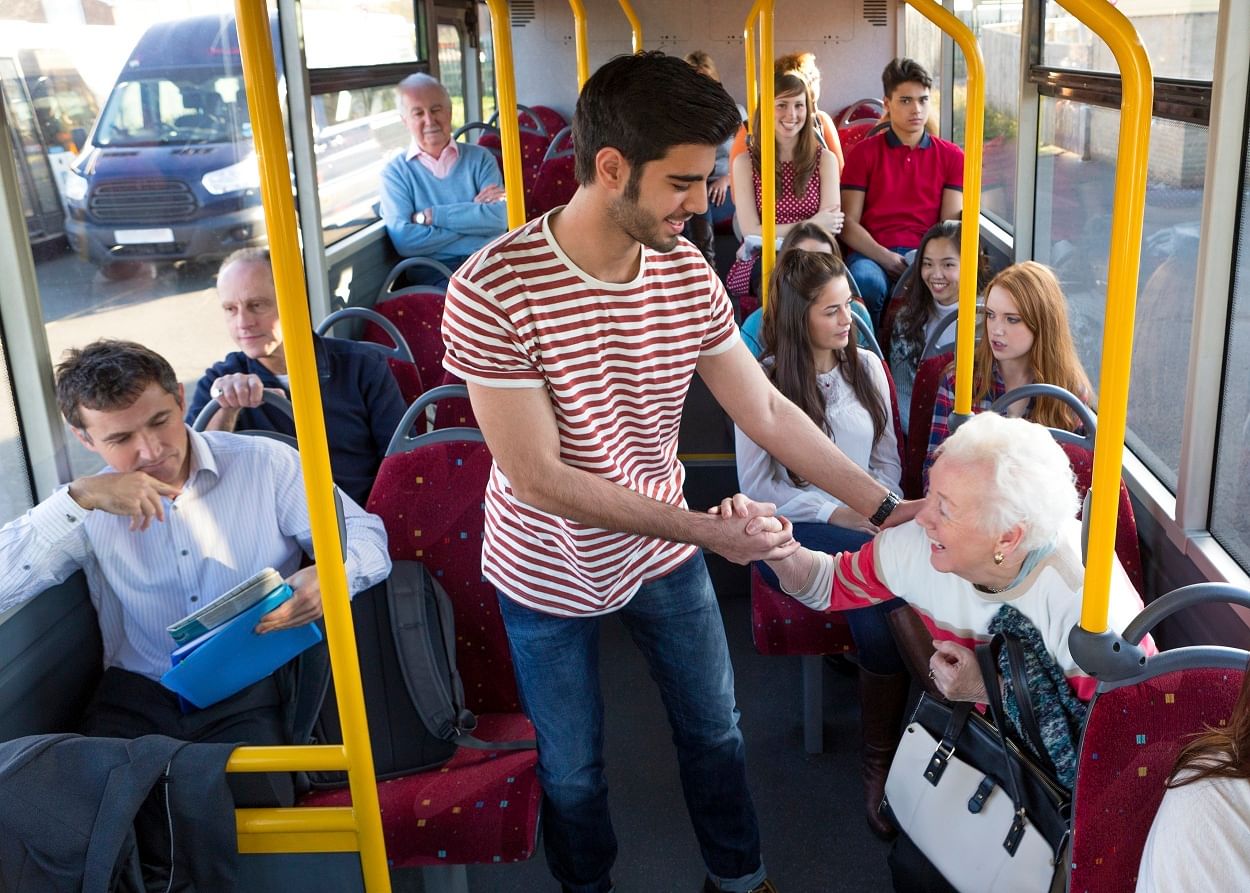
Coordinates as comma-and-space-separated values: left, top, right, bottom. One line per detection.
934, 413, 1079, 554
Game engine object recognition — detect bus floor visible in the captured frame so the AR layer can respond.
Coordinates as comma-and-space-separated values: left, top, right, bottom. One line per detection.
393, 554, 896, 892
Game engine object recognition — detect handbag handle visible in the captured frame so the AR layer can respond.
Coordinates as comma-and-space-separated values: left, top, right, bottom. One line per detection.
999, 634, 1059, 779
976, 640, 1033, 857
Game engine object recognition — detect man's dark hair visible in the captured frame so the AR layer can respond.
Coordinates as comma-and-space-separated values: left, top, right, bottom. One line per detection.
572, 51, 741, 189
882, 57, 932, 98
56, 340, 181, 430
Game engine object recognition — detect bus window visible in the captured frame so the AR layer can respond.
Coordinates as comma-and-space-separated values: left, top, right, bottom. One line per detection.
0, 337, 34, 528
1, 57, 64, 247
1033, 98, 1208, 491
1042, 0, 1217, 82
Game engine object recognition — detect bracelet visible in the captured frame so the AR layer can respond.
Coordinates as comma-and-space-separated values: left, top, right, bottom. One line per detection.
869, 490, 901, 527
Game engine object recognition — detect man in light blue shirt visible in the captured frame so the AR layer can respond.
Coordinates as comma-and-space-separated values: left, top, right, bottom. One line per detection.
380, 73, 508, 277
0, 340, 390, 821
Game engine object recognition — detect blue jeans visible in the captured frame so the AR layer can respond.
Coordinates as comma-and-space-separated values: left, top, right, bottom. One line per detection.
847, 247, 915, 326
497, 553, 766, 893
754, 522, 904, 675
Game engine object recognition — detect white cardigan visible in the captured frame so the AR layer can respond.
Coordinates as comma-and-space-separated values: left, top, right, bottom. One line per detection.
735, 350, 901, 523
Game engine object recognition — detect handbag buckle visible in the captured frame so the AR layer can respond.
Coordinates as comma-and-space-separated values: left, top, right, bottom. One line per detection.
924, 739, 957, 786
1003, 808, 1028, 856
967, 775, 995, 814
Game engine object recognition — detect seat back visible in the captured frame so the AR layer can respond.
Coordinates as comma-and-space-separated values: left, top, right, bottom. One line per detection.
366, 431, 520, 714
317, 306, 423, 404
1060, 442, 1146, 595
750, 564, 856, 656
367, 290, 447, 401
527, 104, 567, 139
1070, 584, 1250, 893
836, 119, 878, 154
902, 351, 953, 498
530, 125, 576, 216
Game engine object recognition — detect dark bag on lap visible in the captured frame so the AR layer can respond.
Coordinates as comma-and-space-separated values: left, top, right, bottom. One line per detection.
310, 560, 532, 787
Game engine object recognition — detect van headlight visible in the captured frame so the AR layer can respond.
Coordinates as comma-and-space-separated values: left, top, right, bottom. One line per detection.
63, 169, 89, 202
202, 155, 261, 195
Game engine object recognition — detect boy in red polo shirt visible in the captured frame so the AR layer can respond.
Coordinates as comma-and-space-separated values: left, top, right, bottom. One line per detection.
841, 58, 964, 324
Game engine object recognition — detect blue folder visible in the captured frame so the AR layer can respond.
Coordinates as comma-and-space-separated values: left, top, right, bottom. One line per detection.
160, 583, 323, 709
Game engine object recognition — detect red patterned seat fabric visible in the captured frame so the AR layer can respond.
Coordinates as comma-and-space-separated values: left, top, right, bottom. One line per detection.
902, 351, 953, 499
432, 370, 478, 431
385, 356, 424, 405
527, 105, 567, 139
1061, 442, 1146, 595
367, 290, 447, 402
298, 713, 540, 867
750, 564, 855, 656
530, 153, 576, 217
366, 438, 518, 712
1070, 667, 1241, 893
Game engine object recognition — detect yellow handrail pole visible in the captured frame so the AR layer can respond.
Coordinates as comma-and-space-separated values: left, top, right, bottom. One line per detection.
743, 1, 761, 127
617, 0, 643, 52
904, 1, 985, 419
485, 0, 527, 229
231, 4, 391, 891
756, 1, 777, 296
567, 0, 590, 90
1059, 0, 1153, 635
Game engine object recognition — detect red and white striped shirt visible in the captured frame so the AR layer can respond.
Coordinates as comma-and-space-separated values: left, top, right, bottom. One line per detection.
441, 211, 739, 616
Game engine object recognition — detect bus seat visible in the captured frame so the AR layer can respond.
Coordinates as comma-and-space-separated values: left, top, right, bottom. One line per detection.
316, 306, 423, 405
1061, 442, 1146, 596
0, 572, 101, 742
300, 427, 540, 869
1069, 584, 1250, 893
530, 125, 576, 217
750, 564, 855, 755
527, 104, 567, 139
366, 291, 446, 403
836, 119, 878, 154
430, 372, 477, 431
384, 383, 477, 453
902, 351, 953, 499
477, 124, 546, 214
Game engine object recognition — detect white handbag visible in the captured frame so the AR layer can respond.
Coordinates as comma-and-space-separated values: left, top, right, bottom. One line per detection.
882, 638, 1070, 893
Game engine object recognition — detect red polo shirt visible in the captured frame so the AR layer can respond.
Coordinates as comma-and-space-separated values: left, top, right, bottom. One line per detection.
841, 129, 964, 250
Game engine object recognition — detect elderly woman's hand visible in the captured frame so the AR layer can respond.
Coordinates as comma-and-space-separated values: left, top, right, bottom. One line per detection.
929, 640, 990, 703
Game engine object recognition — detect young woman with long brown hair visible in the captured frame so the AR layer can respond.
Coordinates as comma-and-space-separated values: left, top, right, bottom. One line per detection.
924, 260, 1092, 479
1137, 665, 1250, 890
734, 247, 908, 840
726, 73, 843, 313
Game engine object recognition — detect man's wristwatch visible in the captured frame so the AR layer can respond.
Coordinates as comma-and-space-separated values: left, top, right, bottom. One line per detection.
869, 491, 901, 527
414, 210, 428, 225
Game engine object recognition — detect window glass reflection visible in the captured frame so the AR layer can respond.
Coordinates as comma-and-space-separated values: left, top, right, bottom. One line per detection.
1033, 98, 1207, 490
1042, 0, 1217, 82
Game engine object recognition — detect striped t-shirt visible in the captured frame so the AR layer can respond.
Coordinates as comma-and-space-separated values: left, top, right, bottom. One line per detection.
441, 211, 739, 615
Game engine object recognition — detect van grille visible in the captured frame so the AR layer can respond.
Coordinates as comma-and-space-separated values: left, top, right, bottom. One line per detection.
89, 179, 197, 223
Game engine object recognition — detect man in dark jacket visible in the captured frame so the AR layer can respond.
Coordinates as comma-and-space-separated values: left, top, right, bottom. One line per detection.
185, 248, 406, 506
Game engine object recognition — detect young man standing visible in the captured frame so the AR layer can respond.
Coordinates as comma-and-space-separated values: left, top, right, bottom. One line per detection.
841, 58, 965, 323
441, 53, 912, 893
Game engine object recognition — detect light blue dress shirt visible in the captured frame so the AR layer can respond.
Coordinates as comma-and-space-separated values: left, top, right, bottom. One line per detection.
0, 427, 391, 680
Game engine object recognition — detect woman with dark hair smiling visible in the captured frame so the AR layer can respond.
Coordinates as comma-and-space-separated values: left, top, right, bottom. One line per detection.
735, 247, 905, 838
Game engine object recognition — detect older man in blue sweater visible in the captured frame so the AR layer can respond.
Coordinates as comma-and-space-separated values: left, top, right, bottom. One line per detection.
380, 73, 508, 276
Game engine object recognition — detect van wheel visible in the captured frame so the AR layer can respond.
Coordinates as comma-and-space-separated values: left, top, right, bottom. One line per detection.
100, 261, 144, 281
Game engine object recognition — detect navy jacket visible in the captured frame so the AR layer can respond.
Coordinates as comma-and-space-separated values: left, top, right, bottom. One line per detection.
0, 733, 238, 892
186, 335, 406, 507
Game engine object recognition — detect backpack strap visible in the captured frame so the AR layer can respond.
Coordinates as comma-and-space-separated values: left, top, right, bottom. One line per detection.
387, 562, 534, 752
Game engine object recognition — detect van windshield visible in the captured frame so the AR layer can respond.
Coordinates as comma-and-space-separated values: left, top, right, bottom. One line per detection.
95, 74, 250, 147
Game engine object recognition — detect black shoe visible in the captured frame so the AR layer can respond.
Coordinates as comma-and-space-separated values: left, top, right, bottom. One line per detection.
703, 879, 779, 893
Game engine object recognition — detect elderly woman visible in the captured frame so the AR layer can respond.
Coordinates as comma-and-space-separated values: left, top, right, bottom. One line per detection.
723, 412, 1154, 832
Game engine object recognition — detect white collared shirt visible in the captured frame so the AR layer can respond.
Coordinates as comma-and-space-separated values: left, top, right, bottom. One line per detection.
0, 427, 391, 680
406, 138, 460, 178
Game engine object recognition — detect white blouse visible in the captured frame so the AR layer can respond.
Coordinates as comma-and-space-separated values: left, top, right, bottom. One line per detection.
736, 350, 902, 524
1137, 769, 1250, 892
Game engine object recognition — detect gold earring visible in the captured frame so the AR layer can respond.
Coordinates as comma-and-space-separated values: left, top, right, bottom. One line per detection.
993, 551, 1004, 565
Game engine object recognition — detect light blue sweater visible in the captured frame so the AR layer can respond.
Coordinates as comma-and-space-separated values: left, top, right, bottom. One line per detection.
379, 142, 508, 262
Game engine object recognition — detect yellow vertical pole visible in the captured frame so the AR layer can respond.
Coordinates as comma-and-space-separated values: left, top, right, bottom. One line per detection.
617, 0, 643, 52
743, 12, 758, 125
757, 1, 777, 298
484, 0, 527, 229
567, 0, 590, 90
904, 1, 985, 419
1056, 0, 1152, 634
231, 3, 391, 890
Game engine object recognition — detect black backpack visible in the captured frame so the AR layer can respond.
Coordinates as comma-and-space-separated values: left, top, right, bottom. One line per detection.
309, 560, 534, 787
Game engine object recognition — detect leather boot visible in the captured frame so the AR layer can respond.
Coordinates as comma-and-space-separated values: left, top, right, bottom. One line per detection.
859, 666, 911, 840
886, 605, 943, 700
